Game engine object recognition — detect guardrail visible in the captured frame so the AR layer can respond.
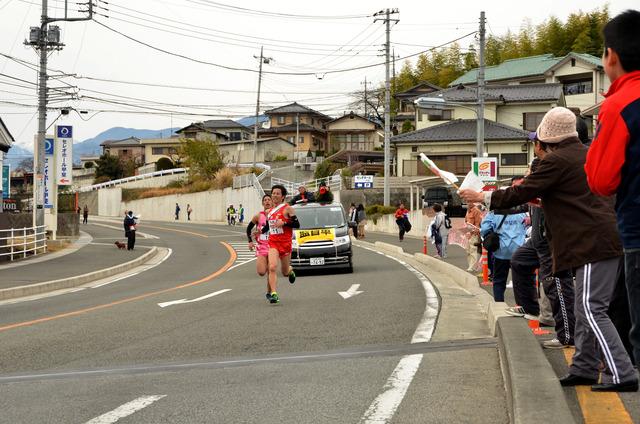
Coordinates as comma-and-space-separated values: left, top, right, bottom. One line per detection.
233, 170, 268, 198
0, 225, 47, 261
271, 174, 341, 195
78, 168, 188, 192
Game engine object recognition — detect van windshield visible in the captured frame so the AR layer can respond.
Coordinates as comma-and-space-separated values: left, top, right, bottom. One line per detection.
295, 206, 346, 229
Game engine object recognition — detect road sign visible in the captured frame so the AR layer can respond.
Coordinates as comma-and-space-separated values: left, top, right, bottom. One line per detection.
2, 165, 9, 199
55, 125, 73, 185
354, 175, 374, 189
44, 138, 54, 208
472, 157, 498, 182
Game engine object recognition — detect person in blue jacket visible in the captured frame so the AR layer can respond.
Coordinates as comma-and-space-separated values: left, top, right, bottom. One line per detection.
481, 209, 528, 302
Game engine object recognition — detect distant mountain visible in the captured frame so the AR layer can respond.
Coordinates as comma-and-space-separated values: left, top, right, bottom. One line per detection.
4, 145, 33, 170
236, 115, 268, 128
72, 127, 179, 162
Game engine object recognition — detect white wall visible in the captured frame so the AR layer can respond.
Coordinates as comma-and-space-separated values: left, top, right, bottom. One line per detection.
118, 173, 186, 189
99, 188, 123, 217
121, 186, 261, 222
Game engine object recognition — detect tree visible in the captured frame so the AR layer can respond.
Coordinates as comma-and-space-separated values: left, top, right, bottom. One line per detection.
94, 153, 124, 182
83, 161, 94, 169
401, 120, 414, 133
17, 157, 34, 172
178, 137, 225, 181
348, 86, 385, 122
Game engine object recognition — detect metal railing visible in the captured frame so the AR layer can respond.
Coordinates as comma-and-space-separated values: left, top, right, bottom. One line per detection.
78, 168, 188, 192
232, 169, 269, 198
0, 225, 47, 261
271, 174, 342, 195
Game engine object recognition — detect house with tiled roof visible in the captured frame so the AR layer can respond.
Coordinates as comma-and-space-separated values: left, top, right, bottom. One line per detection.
100, 137, 145, 164
176, 119, 251, 142
449, 52, 607, 112
393, 81, 441, 125
259, 102, 333, 157
392, 119, 530, 178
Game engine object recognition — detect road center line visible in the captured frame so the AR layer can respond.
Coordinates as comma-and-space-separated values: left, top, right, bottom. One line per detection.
0, 243, 236, 333
84, 395, 166, 424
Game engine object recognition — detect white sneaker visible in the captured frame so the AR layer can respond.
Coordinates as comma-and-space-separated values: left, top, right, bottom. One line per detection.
505, 306, 526, 317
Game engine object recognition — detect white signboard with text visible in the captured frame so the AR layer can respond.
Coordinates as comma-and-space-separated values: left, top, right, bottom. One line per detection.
55, 125, 73, 185
471, 157, 498, 182
354, 175, 374, 189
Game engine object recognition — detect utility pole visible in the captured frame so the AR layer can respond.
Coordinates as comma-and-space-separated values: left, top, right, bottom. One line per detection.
253, 46, 273, 168
476, 11, 486, 158
374, 8, 399, 206
26, 1, 92, 228
360, 77, 371, 119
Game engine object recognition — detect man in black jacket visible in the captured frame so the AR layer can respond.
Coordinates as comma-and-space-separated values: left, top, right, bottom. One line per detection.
124, 211, 136, 250
289, 185, 315, 205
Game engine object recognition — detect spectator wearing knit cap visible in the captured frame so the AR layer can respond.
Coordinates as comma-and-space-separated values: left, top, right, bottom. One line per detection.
460, 106, 636, 392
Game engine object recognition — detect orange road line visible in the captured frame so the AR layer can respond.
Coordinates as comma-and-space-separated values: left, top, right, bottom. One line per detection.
142, 224, 209, 238
0, 242, 237, 333
562, 348, 633, 424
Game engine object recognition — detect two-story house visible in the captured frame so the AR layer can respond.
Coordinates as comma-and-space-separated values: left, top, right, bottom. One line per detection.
449, 52, 607, 115
176, 120, 251, 142
258, 102, 332, 158
100, 137, 146, 164
393, 83, 564, 178
139, 137, 182, 165
325, 112, 382, 152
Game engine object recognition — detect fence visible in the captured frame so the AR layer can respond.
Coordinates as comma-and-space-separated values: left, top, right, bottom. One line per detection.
78, 168, 188, 192
271, 174, 342, 195
232, 169, 270, 198
0, 225, 47, 261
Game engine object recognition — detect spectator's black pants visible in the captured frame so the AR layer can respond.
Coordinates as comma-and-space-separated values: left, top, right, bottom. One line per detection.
396, 219, 405, 241
510, 241, 540, 316
126, 231, 136, 250
349, 222, 358, 238
492, 257, 511, 302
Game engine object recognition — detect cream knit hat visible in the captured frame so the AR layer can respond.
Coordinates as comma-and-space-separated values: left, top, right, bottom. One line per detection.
536, 107, 579, 144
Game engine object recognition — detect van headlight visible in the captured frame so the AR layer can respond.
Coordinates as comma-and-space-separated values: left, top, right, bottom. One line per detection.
334, 235, 351, 246
292, 239, 298, 248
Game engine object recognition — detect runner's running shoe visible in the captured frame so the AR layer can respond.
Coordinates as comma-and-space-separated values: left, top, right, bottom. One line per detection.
288, 268, 296, 284
269, 292, 279, 304
265, 293, 272, 302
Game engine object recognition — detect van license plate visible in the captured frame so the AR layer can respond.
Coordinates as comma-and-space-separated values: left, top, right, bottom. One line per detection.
310, 257, 325, 266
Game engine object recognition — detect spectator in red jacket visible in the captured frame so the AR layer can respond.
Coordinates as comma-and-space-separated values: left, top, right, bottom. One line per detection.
584, 9, 640, 368
394, 203, 409, 241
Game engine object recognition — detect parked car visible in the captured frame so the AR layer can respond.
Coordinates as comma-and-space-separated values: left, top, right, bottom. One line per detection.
422, 186, 466, 217
290, 202, 353, 273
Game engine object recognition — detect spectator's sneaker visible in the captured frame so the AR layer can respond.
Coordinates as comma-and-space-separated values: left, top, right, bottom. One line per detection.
288, 268, 296, 284
524, 314, 554, 326
543, 338, 571, 349
269, 292, 279, 304
505, 306, 526, 317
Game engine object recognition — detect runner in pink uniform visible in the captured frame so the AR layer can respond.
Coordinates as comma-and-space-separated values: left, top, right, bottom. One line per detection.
246, 194, 273, 301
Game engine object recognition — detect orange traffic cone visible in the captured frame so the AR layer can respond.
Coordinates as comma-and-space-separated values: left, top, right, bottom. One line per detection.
481, 248, 492, 286
528, 317, 551, 336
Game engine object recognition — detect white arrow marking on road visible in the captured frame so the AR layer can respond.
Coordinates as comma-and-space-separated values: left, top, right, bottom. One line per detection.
338, 284, 363, 299
157, 289, 231, 308
84, 395, 166, 424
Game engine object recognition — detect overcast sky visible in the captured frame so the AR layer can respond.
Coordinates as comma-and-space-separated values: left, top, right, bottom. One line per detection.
0, 0, 636, 149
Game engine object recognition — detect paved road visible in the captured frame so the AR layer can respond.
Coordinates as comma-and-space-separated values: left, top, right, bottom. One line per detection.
0, 220, 507, 423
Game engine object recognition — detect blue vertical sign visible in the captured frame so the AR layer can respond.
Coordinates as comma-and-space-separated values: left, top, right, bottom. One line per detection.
44, 138, 54, 208
55, 125, 73, 185
2, 165, 9, 199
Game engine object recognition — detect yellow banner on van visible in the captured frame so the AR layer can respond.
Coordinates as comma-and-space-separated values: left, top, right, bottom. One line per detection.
295, 228, 335, 245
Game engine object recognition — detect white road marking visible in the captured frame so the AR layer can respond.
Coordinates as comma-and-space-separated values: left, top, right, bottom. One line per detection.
91, 248, 172, 289
157, 289, 231, 308
84, 395, 166, 424
226, 242, 258, 271
91, 223, 159, 239
338, 284, 364, 299
358, 246, 439, 424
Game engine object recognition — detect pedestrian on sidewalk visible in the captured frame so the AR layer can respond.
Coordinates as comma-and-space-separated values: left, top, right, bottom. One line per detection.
187, 204, 192, 221
465, 203, 483, 272
356, 204, 367, 239
348, 203, 359, 239
175, 203, 181, 220
394, 203, 410, 241
239, 204, 245, 224
82, 205, 89, 224
460, 106, 637, 392
431, 203, 450, 258
584, 9, 640, 369
124, 210, 137, 250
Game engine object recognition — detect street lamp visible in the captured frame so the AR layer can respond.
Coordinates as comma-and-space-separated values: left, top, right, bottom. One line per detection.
414, 97, 484, 157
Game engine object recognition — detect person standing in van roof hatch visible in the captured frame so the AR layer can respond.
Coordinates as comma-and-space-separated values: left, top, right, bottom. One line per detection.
260, 184, 300, 304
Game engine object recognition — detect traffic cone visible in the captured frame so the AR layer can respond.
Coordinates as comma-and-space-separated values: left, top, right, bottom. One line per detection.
528, 317, 551, 336
423, 235, 427, 255
481, 248, 492, 286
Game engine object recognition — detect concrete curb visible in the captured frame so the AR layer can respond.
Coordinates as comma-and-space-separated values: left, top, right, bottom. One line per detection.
0, 246, 159, 301
497, 318, 576, 424
360, 240, 576, 424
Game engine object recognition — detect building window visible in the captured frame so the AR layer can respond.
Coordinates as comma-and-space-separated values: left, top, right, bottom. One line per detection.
299, 136, 304, 144
288, 136, 296, 144
417, 109, 423, 122
403, 159, 418, 176
571, 58, 576, 67
152, 147, 163, 155
228, 132, 241, 141
278, 116, 286, 125
411, 146, 418, 152
523, 112, 545, 131
563, 79, 593, 95
428, 110, 452, 121
501, 153, 528, 166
